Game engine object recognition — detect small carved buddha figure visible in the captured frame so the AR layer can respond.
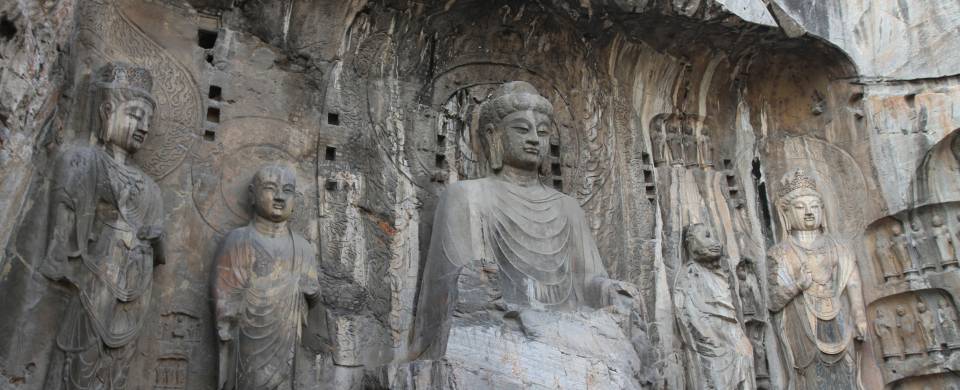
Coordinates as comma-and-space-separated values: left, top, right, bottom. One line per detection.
410, 81, 641, 359
737, 258, 761, 319
938, 298, 960, 349
213, 164, 322, 390
896, 304, 925, 356
917, 300, 943, 354
891, 222, 918, 277
874, 233, 903, 281
681, 120, 698, 168
675, 223, 755, 390
932, 214, 958, 269
650, 118, 667, 166
874, 308, 902, 361
909, 220, 937, 271
666, 116, 684, 166
767, 169, 867, 390
695, 125, 715, 168
40, 62, 164, 390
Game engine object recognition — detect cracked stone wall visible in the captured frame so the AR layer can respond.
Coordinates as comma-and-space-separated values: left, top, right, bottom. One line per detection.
1, 0, 959, 389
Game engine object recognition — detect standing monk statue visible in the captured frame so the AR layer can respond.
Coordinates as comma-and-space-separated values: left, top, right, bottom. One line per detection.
411, 81, 642, 359
767, 168, 867, 389
675, 223, 755, 390
41, 62, 164, 390
213, 164, 322, 390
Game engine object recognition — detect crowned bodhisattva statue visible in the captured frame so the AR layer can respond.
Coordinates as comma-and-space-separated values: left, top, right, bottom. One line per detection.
767, 169, 867, 389
40, 62, 165, 390
213, 164, 322, 390
410, 82, 645, 383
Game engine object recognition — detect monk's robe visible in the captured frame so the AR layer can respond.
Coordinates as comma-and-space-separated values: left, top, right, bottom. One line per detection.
675, 261, 755, 390
40, 146, 164, 390
768, 236, 864, 390
214, 226, 320, 390
411, 178, 611, 359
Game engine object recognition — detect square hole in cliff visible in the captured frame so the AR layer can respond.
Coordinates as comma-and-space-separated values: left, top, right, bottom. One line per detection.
327, 113, 340, 125
198, 29, 217, 49
325, 146, 336, 161
208, 85, 222, 101
206, 107, 220, 123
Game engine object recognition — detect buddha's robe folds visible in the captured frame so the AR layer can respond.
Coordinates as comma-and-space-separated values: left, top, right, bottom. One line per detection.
768, 236, 865, 390
214, 226, 320, 390
675, 261, 755, 390
40, 146, 163, 390
412, 178, 610, 358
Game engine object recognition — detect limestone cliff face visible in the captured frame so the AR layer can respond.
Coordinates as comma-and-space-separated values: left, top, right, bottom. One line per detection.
0, 0, 958, 389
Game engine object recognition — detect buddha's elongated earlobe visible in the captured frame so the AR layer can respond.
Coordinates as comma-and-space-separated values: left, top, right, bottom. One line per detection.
487, 124, 503, 171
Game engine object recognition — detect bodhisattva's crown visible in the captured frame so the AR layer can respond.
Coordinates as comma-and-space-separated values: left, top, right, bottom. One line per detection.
779, 168, 818, 198
95, 62, 153, 93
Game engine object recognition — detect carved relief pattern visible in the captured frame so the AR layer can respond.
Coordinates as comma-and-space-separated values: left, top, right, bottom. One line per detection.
77, 0, 202, 179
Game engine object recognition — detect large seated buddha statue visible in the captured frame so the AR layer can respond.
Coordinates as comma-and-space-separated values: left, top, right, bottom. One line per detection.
405, 81, 649, 389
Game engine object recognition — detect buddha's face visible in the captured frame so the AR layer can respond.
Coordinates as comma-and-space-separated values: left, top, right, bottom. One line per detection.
783, 194, 823, 232
251, 169, 296, 223
686, 225, 723, 264
102, 97, 153, 153
918, 302, 927, 312
496, 109, 551, 171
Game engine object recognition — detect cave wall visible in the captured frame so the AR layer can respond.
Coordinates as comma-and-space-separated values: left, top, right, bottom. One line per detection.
1, 0, 959, 389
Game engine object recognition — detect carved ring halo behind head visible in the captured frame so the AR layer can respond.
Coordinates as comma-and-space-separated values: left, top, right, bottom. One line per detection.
478, 81, 554, 173
92, 62, 158, 154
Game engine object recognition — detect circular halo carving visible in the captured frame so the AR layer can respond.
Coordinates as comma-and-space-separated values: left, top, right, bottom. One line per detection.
191, 117, 318, 235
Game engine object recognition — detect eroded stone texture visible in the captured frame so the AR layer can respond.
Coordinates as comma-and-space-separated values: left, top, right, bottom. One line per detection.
2, 0, 960, 389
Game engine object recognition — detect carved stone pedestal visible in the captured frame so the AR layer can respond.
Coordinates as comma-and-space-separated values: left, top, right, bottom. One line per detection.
386, 310, 644, 389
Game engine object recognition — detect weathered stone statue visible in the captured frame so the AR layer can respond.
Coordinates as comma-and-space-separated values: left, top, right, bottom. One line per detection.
917, 300, 942, 354
938, 298, 960, 349
213, 163, 322, 390
767, 168, 867, 389
698, 129, 714, 167
39, 62, 164, 390
932, 214, 957, 269
874, 234, 903, 281
909, 220, 936, 272
737, 258, 761, 318
896, 304, 924, 356
675, 223, 755, 390
650, 118, 667, 166
681, 121, 697, 167
408, 81, 647, 388
874, 308, 901, 361
892, 223, 918, 277
667, 117, 684, 166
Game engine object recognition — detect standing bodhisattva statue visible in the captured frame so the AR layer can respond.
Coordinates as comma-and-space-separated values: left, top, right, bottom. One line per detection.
41, 62, 164, 390
767, 169, 867, 389
213, 164, 321, 390
411, 81, 641, 358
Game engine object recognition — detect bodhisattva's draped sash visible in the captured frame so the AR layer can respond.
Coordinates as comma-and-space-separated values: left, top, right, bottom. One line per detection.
411, 178, 608, 359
